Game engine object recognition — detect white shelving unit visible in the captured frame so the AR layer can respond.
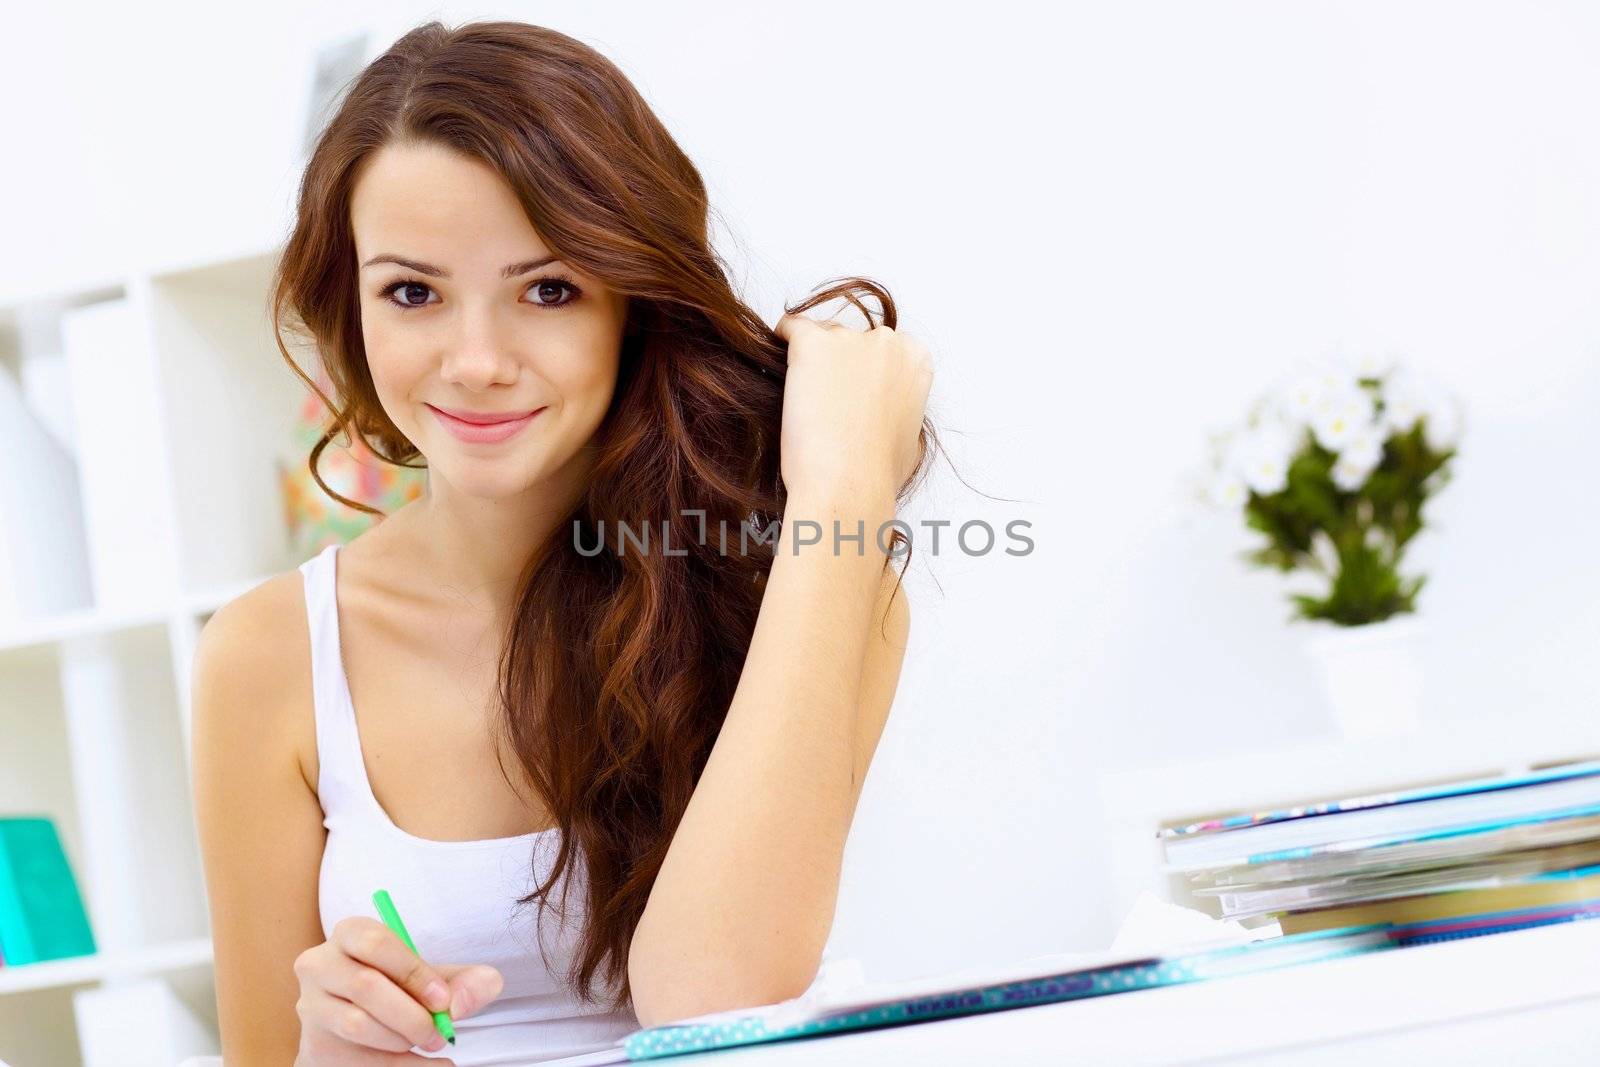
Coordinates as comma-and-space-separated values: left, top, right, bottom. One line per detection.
0, 243, 313, 1066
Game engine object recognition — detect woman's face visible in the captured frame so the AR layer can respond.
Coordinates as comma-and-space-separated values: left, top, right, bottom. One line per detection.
349, 140, 629, 501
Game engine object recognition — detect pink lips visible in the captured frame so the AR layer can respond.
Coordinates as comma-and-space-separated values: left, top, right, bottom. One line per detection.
427, 404, 544, 444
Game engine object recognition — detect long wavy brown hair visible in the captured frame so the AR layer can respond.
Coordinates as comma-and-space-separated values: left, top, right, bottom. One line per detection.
269, 18, 939, 1015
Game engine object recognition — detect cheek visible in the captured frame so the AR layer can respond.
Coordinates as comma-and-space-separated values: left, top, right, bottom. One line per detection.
572, 360, 621, 425
549, 336, 623, 413
361, 323, 430, 419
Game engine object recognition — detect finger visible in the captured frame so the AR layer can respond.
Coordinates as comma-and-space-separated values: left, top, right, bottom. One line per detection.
775, 312, 860, 340
301, 987, 420, 1053
333, 917, 452, 1016
774, 311, 826, 343
436, 962, 505, 1021
323, 954, 451, 1052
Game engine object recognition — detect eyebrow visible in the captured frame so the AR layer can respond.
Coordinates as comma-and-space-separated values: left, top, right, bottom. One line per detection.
359, 253, 562, 279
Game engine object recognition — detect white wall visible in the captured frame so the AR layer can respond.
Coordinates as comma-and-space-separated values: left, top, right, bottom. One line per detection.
8, 1, 1598, 985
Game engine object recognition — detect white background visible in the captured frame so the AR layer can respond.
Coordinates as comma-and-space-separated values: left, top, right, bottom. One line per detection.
6, 0, 1598, 986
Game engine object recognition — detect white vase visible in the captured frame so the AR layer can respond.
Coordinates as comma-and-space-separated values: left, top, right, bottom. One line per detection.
1299, 614, 1427, 740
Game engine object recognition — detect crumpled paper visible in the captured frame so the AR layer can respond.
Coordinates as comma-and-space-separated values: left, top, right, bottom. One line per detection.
1107, 889, 1277, 955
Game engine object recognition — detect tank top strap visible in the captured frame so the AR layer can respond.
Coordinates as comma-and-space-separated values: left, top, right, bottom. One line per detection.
297, 542, 367, 809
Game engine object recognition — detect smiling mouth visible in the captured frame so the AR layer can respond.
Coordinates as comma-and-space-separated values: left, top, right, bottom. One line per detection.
427, 404, 546, 443
427, 404, 544, 425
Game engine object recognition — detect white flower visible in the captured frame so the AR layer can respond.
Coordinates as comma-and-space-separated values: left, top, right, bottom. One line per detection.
1338, 421, 1387, 470
1329, 422, 1386, 492
1331, 453, 1378, 492
1344, 351, 1398, 381
1309, 384, 1376, 452
1276, 378, 1324, 428
1275, 364, 1350, 430
1421, 394, 1462, 451
1234, 418, 1299, 496
1380, 368, 1463, 450
1207, 468, 1248, 509
1378, 369, 1427, 434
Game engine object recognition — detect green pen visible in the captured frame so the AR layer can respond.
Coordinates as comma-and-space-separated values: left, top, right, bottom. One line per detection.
372, 888, 456, 1047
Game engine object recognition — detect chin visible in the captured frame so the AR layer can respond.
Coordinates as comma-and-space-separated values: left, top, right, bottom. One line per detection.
432, 455, 551, 500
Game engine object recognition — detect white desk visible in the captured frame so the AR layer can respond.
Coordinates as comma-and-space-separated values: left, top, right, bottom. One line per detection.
634, 921, 1600, 1065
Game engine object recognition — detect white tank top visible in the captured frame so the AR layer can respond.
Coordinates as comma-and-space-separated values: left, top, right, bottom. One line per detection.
299, 542, 640, 1064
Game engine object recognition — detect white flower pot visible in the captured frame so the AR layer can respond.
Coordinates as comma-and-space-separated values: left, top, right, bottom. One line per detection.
1299, 614, 1427, 740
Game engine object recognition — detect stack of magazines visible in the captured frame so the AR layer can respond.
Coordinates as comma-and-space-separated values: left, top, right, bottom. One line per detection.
1158, 756, 1600, 939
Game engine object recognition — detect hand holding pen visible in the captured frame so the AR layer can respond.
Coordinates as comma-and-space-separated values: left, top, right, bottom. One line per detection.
288, 890, 503, 1063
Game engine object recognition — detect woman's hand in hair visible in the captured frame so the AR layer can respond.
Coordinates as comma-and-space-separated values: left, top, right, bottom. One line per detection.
773, 312, 933, 505
291, 915, 503, 1064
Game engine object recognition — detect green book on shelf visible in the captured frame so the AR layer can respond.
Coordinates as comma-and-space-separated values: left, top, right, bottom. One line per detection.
0, 816, 97, 965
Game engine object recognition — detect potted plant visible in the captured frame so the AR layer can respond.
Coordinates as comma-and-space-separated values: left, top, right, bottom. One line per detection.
1201, 354, 1462, 738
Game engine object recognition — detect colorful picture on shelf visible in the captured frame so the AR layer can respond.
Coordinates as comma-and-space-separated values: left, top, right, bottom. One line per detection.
278, 366, 425, 558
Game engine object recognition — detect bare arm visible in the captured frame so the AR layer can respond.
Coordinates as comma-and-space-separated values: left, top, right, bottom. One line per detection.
191, 576, 329, 1064
627, 484, 910, 1027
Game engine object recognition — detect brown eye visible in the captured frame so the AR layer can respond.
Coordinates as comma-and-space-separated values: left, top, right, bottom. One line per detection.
529, 277, 581, 308
376, 275, 581, 312
379, 280, 437, 309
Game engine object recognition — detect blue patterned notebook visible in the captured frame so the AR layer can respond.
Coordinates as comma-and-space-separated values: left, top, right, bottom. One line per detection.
619, 924, 1396, 1060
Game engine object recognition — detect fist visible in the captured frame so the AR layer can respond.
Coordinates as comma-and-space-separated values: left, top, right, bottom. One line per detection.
773, 312, 933, 504
291, 916, 504, 1064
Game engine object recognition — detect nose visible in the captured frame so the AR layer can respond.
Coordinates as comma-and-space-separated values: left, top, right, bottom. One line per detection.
437, 308, 522, 391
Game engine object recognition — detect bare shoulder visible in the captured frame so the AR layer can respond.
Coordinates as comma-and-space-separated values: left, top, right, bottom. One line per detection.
202, 567, 309, 654
196, 567, 311, 708
192, 566, 317, 787
190, 563, 331, 1061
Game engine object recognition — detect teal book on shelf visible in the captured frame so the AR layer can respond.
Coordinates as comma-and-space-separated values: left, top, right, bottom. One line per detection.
0, 816, 97, 965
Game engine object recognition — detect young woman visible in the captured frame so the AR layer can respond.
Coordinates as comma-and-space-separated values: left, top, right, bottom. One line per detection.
192, 19, 936, 1066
